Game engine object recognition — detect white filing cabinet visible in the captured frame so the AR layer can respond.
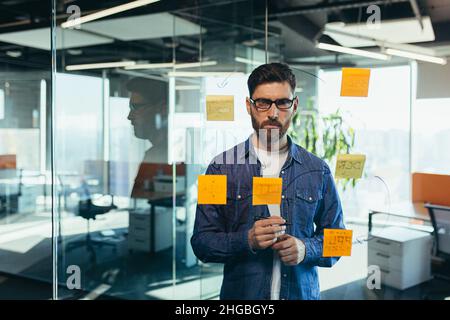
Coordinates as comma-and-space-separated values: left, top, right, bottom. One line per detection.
128, 207, 172, 253
368, 226, 433, 290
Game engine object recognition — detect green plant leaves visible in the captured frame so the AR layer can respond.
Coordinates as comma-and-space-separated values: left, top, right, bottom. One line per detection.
289, 98, 357, 190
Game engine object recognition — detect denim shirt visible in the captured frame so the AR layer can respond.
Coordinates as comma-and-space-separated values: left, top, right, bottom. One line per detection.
191, 135, 345, 300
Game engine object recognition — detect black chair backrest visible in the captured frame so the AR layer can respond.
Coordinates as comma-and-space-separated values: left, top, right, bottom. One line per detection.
425, 203, 450, 258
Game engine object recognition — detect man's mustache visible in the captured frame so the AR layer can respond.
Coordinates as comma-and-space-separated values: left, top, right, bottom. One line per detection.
260, 120, 282, 128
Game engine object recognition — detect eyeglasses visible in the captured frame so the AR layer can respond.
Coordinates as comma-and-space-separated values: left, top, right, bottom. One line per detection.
129, 101, 151, 111
249, 97, 297, 111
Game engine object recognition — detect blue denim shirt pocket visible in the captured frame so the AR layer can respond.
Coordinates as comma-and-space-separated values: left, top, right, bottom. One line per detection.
293, 188, 323, 237
226, 187, 253, 231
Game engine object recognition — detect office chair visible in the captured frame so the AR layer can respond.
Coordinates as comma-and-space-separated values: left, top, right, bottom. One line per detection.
65, 179, 120, 261
0, 168, 22, 215
425, 203, 450, 280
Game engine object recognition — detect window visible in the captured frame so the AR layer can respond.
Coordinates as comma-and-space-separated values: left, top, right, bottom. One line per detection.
317, 66, 412, 217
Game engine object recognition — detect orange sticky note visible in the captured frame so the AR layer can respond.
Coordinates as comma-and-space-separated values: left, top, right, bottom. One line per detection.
323, 229, 353, 257
340, 68, 371, 97
197, 175, 227, 205
252, 177, 282, 205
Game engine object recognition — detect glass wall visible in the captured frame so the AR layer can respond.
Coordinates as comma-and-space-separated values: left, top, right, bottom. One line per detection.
0, 0, 448, 300
317, 65, 412, 218
53, 0, 271, 300
0, 0, 53, 297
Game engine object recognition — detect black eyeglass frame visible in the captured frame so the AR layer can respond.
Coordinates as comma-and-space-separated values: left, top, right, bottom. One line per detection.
129, 101, 152, 111
249, 96, 298, 111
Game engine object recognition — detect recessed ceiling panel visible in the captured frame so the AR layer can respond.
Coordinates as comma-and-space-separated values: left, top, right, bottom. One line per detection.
81, 12, 203, 41
325, 17, 435, 47
0, 27, 113, 50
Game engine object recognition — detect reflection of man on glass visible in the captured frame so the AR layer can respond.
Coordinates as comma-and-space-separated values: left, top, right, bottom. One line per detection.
191, 63, 345, 300
126, 77, 168, 164
126, 77, 169, 198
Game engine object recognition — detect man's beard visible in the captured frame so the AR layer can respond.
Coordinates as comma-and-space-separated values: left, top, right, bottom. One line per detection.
133, 123, 159, 140
250, 111, 290, 147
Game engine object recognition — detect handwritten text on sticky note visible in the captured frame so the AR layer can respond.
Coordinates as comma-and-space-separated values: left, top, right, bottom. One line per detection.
197, 175, 227, 205
252, 177, 282, 205
335, 154, 366, 179
323, 229, 353, 257
340, 68, 371, 97
206, 95, 234, 121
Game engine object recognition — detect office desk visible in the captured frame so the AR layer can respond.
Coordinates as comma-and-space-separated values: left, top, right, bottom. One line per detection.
369, 202, 433, 234
368, 202, 450, 284
147, 192, 185, 253
321, 277, 450, 300
129, 192, 186, 253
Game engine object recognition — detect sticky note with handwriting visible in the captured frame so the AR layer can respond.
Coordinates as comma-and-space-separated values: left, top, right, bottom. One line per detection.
340, 68, 371, 97
206, 95, 234, 121
335, 154, 366, 179
323, 229, 353, 257
197, 175, 227, 205
252, 177, 282, 205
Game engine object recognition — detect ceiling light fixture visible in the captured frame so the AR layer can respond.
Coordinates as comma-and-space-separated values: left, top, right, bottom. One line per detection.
168, 71, 244, 78
316, 42, 390, 61
66, 61, 136, 71
61, 0, 160, 29
125, 60, 217, 70
235, 57, 265, 65
385, 48, 447, 65
125, 62, 174, 70
174, 61, 217, 69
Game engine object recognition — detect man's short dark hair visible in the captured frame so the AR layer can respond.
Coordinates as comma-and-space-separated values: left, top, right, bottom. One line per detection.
247, 63, 296, 97
126, 77, 167, 106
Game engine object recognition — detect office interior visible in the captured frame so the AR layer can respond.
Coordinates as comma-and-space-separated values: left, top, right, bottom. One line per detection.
0, 0, 449, 300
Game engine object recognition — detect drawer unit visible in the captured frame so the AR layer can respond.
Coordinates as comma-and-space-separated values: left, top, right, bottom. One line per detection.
128, 225, 151, 240
128, 234, 151, 252
128, 207, 173, 253
368, 226, 432, 290
368, 249, 403, 271
129, 212, 151, 227
379, 268, 403, 290
369, 237, 402, 256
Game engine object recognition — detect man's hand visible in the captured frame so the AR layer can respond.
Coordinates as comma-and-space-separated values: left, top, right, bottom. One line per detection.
248, 216, 286, 250
272, 234, 306, 266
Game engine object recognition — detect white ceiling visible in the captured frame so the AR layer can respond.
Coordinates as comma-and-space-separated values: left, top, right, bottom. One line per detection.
325, 17, 436, 48
0, 12, 202, 51
0, 27, 113, 51
81, 12, 204, 41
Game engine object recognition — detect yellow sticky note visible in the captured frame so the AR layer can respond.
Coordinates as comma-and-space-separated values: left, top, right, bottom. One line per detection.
335, 154, 366, 179
323, 229, 353, 257
206, 95, 234, 121
340, 68, 371, 97
197, 175, 227, 205
252, 177, 282, 205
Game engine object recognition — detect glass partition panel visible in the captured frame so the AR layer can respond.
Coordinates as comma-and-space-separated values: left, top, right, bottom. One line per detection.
0, 0, 53, 298
54, 0, 177, 299
48, 0, 442, 302
0, 71, 52, 297
170, 0, 270, 299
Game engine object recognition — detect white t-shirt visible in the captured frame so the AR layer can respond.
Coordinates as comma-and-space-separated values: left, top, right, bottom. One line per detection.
253, 144, 288, 300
